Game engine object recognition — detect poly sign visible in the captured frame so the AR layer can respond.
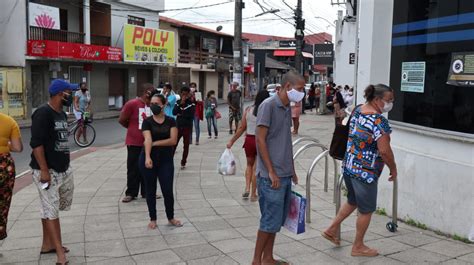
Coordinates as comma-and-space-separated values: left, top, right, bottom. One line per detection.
401, 62, 425, 93
124, 24, 175, 64
29, 3, 60, 30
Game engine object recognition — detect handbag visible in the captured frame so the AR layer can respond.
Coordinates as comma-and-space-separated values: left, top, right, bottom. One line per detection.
329, 105, 361, 160
215, 111, 222, 119
283, 191, 306, 234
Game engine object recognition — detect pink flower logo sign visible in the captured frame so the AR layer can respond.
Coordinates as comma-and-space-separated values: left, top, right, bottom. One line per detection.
29, 3, 60, 30
35, 14, 56, 29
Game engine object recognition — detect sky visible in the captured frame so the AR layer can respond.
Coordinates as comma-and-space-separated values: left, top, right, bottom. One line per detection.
160, 0, 346, 38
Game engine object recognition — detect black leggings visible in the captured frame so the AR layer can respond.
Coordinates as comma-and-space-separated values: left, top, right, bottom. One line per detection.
138, 151, 175, 221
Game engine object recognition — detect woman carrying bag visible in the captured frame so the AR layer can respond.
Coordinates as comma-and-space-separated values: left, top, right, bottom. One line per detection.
323, 84, 397, 257
205, 90, 219, 139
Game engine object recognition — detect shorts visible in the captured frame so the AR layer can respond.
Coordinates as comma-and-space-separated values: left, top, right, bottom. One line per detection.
32, 168, 74, 219
344, 173, 378, 214
229, 108, 242, 123
243, 135, 256, 158
257, 176, 292, 233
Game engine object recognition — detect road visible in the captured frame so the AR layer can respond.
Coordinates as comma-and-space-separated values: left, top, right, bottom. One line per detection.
12, 102, 240, 175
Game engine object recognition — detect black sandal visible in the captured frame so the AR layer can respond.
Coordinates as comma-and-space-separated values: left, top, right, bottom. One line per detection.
40, 246, 70, 254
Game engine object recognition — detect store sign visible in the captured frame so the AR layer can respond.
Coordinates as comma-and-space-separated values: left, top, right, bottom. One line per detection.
29, 3, 60, 30
447, 52, 474, 87
123, 24, 175, 64
401, 61, 425, 93
27, 40, 122, 61
279, 40, 297, 48
314, 44, 334, 65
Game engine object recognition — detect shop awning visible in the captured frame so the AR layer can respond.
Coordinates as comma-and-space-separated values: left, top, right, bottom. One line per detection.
274, 49, 296, 57
302, 52, 314, 58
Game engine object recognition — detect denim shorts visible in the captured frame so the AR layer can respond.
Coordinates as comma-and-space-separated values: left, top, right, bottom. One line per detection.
344, 173, 378, 214
257, 176, 292, 233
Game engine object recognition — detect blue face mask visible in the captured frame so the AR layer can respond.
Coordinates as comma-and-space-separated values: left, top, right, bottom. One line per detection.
287, 88, 305, 102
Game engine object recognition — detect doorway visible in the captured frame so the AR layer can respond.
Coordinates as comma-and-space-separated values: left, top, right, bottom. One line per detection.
136, 69, 153, 96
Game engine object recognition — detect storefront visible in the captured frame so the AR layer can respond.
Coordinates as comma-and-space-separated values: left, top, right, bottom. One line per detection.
0, 68, 26, 118
353, 0, 473, 238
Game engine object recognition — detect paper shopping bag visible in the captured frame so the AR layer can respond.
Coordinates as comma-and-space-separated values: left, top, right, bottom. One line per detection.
283, 191, 306, 234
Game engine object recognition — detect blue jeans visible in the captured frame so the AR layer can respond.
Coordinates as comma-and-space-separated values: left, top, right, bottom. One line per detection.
257, 176, 292, 233
206, 116, 218, 137
190, 116, 200, 143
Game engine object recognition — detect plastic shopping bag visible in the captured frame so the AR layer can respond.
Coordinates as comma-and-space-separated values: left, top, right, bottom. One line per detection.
217, 148, 236, 175
283, 191, 306, 234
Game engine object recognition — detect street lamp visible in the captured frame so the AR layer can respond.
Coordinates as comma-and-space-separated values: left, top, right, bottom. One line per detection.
255, 9, 280, 17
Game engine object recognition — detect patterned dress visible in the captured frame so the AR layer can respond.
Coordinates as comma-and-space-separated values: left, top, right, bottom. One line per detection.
342, 108, 392, 184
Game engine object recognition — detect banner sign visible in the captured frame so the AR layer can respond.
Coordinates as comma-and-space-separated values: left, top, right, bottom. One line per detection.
29, 3, 60, 30
314, 44, 334, 65
27, 40, 122, 61
279, 40, 297, 48
401, 61, 425, 93
447, 52, 474, 87
123, 24, 175, 64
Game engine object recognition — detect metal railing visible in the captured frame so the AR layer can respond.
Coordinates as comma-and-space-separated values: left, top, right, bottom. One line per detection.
178, 49, 233, 64
91, 34, 111, 46
292, 137, 339, 223
29, 26, 85, 43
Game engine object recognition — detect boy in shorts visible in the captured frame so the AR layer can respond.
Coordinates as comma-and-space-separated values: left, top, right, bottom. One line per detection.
252, 71, 306, 265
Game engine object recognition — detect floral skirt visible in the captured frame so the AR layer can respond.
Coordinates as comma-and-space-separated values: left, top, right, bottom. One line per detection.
0, 153, 15, 228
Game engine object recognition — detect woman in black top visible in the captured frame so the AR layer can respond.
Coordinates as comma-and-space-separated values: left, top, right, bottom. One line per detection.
139, 94, 182, 229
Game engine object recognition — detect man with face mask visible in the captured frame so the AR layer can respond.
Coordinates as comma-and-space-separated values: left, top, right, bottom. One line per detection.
119, 83, 155, 203
30, 79, 78, 265
252, 71, 304, 265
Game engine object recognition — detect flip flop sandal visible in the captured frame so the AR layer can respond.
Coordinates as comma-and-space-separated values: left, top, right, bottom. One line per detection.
242, 191, 250, 198
321, 231, 341, 246
169, 220, 184, 227
351, 248, 379, 257
41, 246, 70, 254
122, 196, 135, 203
274, 260, 289, 265
250, 196, 258, 202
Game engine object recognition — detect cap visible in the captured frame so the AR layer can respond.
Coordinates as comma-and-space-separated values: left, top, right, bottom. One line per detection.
49, 79, 79, 95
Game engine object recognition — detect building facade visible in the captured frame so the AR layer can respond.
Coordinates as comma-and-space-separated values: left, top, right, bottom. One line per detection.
340, 0, 474, 238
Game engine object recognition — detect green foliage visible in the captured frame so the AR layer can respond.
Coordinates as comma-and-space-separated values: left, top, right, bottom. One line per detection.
375, 207, 387, 216
405, 217, 427, 230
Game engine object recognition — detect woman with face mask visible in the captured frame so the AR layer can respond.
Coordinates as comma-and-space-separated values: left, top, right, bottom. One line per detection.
74, 82, 92, 143
322, 84, 397, 258
139, 94, 182, 229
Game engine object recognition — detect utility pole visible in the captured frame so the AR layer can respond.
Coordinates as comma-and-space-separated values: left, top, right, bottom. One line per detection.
233, 0, 244, 110
294, 0, 304, 75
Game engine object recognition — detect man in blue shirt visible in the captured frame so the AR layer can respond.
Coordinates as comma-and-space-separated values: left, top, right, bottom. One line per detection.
163, 83, 176, 119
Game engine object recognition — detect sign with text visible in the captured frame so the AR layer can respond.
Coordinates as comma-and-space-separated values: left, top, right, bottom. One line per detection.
279, 40, 297, 48
314, 44, 334, 65
29, 3, 60, 30
349, 53, 355, 64
447, 52, 474, 87
123, 24, 175, 64
401, 61, 425, 93
27, 40, 122, 61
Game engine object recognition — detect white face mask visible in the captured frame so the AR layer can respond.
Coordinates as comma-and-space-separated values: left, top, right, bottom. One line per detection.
382, 100, 393, 113
287, 88, 305, 103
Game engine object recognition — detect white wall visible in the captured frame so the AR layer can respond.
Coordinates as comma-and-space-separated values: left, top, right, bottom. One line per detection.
0, 0, 26, 67
355, 0, 474, 238
334, 9, 356, 88
108, 1, 160, 49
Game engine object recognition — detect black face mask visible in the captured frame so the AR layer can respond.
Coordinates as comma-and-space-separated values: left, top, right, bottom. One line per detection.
81, 88, 87, 93
62, 93, 73, 107
150, 104, 162, 115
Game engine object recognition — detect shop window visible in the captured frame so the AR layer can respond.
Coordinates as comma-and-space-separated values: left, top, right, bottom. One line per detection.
390, 0, 474, 134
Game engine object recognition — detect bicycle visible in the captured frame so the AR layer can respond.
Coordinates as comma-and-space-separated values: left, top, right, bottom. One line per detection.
68, 111, 96, 147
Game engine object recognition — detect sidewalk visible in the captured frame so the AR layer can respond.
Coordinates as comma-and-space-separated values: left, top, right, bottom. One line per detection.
1, 112, 473, 264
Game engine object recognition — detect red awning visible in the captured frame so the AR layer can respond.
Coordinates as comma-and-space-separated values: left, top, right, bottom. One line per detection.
274, 49, 296, 57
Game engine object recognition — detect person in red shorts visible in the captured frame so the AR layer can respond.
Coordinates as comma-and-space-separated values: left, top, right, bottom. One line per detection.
227, 90, 270, 201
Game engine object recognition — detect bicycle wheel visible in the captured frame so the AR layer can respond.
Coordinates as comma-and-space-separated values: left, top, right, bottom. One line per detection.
74, 123, 96, 148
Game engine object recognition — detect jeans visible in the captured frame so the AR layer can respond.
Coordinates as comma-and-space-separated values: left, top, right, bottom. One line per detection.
191, 116, 201, 143
257, 176, 292, 233
206, 116, 218, 136
175, 127, 192, 166
138, 151, 175, 221
126, 145, 145, 198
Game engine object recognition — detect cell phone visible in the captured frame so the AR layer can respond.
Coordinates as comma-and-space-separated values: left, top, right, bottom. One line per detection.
41, 182, 50, 190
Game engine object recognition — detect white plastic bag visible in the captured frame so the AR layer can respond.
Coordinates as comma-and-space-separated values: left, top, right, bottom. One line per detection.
217, 148, 236, 175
